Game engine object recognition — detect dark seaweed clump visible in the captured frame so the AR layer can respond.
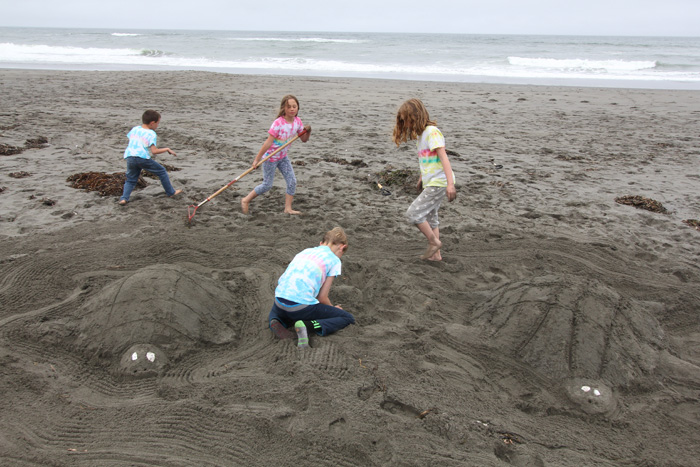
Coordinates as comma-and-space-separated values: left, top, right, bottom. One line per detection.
0, 136, 49, 156
375, 167, 421, 193
682, 219, 700, 231
615, 195, 667, 214
67, 172, 147, 197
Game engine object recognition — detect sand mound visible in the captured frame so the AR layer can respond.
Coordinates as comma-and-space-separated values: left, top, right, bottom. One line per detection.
73, 264, 239, 374
473, 274, 665, 387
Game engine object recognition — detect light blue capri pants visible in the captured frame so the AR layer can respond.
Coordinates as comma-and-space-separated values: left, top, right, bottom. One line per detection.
254, 157, 297, 196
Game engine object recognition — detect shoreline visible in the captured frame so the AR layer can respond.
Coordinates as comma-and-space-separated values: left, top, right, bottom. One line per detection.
3, 64, 700, 91
1, 69, 700, 465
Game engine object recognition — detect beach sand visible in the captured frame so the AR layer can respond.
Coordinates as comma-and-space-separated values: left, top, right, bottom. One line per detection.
1, 69, 699, 466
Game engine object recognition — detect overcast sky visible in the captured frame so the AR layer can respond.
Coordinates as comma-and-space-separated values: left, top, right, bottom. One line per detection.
1, 0, 698, 36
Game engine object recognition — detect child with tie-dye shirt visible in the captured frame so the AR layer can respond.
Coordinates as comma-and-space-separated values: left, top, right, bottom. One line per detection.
240, 95, 311, 215
268, 227, 355, 348
393, 99, 457, 261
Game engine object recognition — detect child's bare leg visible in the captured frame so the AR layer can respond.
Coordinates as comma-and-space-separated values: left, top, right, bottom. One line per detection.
428, 227, 442, 261
241, 190, 257, 214
284, 194, 301, 215
416, 221, 442, 259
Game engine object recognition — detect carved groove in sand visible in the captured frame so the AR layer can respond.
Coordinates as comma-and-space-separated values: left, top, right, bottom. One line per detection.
473, 274, 666, 387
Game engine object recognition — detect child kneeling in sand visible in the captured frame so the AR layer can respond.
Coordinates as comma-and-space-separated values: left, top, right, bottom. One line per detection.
393, 99, 457, 261
268, 227, 355, 348
119, 110, 183, 205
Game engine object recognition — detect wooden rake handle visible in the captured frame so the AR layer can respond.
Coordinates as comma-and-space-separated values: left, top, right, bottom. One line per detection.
188, 129, 307, 219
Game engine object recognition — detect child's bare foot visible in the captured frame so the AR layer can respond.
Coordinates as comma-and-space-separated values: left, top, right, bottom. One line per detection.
241, 198, 250, 214
421, 239, 442, 260
284, 208, 301, 215
169, 189, 183, 198
427, 250, 442, 261
118, 199, 127, 206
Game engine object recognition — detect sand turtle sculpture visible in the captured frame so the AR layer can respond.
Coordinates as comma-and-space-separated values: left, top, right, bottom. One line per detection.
72, 264, 240, 377
471, 274, 667, 415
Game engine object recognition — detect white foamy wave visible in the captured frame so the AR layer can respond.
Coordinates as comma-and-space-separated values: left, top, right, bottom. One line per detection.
112, 33, 142, 37
508, 57, 657, 72
228, 37, 366, 44
0, 43, 140, 61
0, 42, 697, 85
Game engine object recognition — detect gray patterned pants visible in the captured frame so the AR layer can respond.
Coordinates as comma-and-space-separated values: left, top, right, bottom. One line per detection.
405, 186, 446, 228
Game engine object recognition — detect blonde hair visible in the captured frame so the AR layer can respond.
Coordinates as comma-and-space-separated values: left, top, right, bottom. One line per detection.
278, 95, 300, 118
322, 227, 348, 251
392, 98, 436, 146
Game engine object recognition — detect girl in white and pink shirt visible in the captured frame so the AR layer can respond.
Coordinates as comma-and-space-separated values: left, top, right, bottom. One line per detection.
241, 95, 311, 215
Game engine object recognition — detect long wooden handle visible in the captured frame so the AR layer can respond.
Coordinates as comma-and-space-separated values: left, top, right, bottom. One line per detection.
199, 129, 308, 206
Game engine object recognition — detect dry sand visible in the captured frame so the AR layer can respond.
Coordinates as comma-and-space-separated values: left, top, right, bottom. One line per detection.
1, 69, 700, 466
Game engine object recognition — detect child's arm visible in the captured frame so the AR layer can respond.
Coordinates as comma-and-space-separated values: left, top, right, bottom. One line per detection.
437, 147, 457, 201
301, 125, 312, 143
317, 276, 340, 308
252, 135, 275, 168
150, 145, 176, 156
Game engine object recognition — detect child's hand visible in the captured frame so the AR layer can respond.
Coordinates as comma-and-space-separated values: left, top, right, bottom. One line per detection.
168, 148, 177, 156
447, 185, 457, 202
304, 125, 312, 134
416, 179, 423, 192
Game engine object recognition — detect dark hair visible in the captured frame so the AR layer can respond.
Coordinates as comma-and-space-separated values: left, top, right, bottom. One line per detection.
277, 95, 300, 118
142, 110, 161, 124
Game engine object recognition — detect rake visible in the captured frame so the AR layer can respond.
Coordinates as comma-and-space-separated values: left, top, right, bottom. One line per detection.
187, 130, 307, 224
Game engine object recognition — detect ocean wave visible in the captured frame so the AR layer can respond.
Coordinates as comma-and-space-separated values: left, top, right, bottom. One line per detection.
0, 42, 697, 85
227, 37, 367, 44
139, 49, 168, 57
0, 43, 172, 62
508, 57, 657, 72
112, 33, 142, 37
0, 43, 138, 60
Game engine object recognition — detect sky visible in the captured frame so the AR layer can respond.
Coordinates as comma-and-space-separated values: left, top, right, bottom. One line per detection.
1, 0, 699, 36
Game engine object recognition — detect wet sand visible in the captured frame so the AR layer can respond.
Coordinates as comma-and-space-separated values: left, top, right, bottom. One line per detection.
1, 69, 700, 466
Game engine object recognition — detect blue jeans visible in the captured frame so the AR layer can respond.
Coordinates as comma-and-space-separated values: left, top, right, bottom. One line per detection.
268, 298, 355, 336
120, 157, 175, 202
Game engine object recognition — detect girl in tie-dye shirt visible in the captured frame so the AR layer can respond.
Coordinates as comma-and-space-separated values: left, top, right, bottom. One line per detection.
393, 99, 457, 261
241, 95, 311, 215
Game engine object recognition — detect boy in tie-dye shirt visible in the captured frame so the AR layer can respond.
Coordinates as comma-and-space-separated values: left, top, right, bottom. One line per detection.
268, 227, 355, 348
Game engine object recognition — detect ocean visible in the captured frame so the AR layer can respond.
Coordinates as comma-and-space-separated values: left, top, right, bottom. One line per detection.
1, 27, 699, 90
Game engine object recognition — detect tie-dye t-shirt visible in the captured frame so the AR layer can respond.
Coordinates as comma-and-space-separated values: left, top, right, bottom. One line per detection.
275, 245, 341, 305
123, 125, 157, 159
266, 116, 305, 163
417, 125, 455, 187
